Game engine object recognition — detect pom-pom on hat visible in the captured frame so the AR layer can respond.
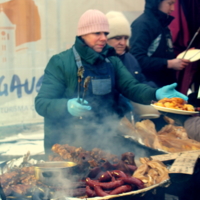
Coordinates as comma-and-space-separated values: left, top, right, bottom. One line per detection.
77, 9, 109, 36
106, 11, 131, 39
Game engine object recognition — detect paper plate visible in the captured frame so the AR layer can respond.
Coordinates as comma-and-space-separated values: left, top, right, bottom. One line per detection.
177, 49, 200, 62
151, 104, 199, 115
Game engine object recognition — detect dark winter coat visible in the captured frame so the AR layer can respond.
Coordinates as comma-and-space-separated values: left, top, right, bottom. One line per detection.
129, 0, 176, 87
35, 36, 157, 153
118, 51, 157, 88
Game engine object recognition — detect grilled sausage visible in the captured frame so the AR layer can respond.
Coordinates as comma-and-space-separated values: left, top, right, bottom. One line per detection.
94, 185, 109, 197
86, 186, 96, 197
119, 177, 144, 189
110, 170, 127, 178
99, 171, 112, 182
109, 185, 132, 195
86, 178, 124, 189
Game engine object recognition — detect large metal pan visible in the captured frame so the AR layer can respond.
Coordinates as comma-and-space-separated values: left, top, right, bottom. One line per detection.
34, 161, 81, 186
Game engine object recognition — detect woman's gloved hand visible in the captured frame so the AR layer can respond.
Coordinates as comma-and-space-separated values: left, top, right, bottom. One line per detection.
67, 98, 91, 117
156, 83, 188, 101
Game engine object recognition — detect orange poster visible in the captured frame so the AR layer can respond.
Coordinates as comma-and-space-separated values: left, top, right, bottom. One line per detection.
0, 0, 143, 126
0, 0, 41, 46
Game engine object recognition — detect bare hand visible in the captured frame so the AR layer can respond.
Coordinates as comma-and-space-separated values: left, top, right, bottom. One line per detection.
167, 59, 190, 70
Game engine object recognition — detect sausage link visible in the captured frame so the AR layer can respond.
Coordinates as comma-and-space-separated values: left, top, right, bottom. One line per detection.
111, 176, 116, 182
86, 178, 99, 188
99, 180, 124, 190
110, 170, 127, 178
99, 171, 112, 182
119, 177, 144, 189
94, 185, 109, 197
109, 185, 132, 195
86, 186, 96, 197
86, 178, 124, 189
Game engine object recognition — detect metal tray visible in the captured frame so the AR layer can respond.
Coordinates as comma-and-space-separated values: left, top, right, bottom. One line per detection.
0, 153, 170, 200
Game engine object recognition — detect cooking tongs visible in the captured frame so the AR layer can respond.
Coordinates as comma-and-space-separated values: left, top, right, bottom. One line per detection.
81, 76, 91, 104
77, 66, 84, 104
77, 67, 91, 105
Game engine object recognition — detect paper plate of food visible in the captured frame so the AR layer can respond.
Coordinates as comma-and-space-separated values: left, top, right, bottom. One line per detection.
151, 97, 199, 115
177, 49, 200, 62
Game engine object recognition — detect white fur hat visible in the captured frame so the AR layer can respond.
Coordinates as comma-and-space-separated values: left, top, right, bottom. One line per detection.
106, 11, 131, 39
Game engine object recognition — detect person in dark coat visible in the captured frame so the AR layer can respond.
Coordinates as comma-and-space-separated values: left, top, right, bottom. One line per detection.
35, 9, 188, 155
106, 11, 158, 121
129, 0, 190, 87
106, 11, 157, 88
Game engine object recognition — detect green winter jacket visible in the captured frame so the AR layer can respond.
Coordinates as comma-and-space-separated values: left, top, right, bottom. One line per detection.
35, 37, 157, 153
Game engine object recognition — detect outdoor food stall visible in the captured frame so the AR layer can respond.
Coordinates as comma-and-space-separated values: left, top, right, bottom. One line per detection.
0, 97, 200, 200
120, 97, 200, 153
0, 147, 170, 200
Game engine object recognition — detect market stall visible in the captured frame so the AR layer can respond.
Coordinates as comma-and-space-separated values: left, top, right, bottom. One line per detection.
0, 147, 170, 200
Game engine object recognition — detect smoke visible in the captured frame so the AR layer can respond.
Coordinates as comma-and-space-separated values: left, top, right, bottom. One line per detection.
57, 112, 153, 160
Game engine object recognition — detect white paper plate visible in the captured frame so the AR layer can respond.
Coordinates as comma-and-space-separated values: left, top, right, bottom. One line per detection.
177, 49, 200, 62
151, 104, 199, 115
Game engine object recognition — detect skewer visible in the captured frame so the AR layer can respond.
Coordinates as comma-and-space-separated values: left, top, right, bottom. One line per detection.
81, 76, 91, 104
77, 66, 84, 103
182, 27, 200, 59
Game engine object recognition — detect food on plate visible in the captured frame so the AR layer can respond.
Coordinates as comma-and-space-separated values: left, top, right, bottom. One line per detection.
133, 158, 169, 187
154, 97, 195, 111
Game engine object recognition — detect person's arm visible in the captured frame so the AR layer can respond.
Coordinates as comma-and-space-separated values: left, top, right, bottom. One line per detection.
167, 59, 190, 70
110, 56, 157, 105
110, 56, 188, 104
130, 21, 168, 73
142, 80, 158, 88
35, 55, 71, 120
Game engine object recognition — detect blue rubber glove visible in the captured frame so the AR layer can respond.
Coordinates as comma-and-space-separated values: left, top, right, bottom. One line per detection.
156, 83, 188, 101
67, 98, 91, 117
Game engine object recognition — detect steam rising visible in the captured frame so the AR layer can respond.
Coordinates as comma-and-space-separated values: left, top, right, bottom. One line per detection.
57, 112, 150, 160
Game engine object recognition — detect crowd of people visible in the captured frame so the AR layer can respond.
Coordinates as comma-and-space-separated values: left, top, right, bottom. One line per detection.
35, 0, 200, 154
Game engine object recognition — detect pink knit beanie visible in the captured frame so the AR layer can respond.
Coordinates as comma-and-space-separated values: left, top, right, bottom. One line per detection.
77, 9, 109, 36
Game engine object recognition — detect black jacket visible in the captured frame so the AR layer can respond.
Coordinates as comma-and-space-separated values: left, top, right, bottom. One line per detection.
129, 0, 176, 87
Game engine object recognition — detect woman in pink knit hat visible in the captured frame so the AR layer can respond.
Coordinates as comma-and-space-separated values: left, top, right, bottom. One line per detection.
35, 9, 188, 155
